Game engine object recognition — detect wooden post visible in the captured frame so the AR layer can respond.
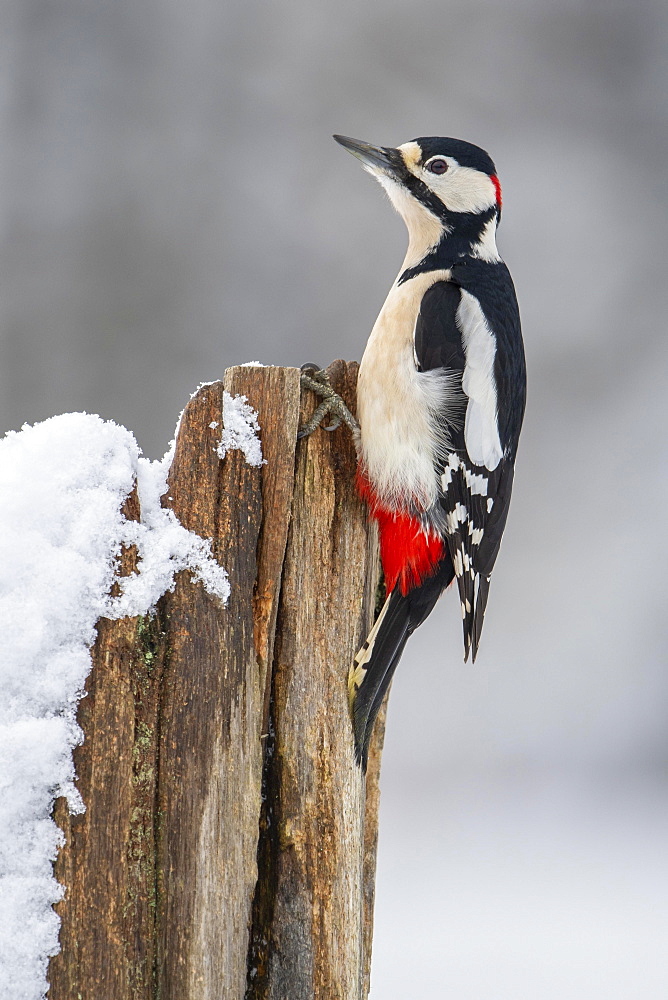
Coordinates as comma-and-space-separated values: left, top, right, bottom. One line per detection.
48, 362, 384, 1000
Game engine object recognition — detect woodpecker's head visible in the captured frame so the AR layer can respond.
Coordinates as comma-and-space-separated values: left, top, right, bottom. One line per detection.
334, 134, 502, 263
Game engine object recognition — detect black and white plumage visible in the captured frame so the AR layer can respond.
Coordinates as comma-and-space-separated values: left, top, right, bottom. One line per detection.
334, 134, 526, 766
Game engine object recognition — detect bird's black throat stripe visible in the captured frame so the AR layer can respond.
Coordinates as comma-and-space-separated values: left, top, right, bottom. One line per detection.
398, 206, 498, 285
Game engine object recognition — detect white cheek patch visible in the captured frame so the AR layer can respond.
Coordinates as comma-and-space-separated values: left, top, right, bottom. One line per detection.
427, 164, 497, 215
457, 290, 503, 471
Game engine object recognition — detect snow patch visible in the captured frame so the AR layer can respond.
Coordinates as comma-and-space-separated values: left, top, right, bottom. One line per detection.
189, 380, 218, 398
109, 443, 230, 618
217, 392, 264, 468
0, 411, 229, 998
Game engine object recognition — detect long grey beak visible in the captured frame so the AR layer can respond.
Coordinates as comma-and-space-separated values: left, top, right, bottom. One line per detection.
333, 134, 398, 174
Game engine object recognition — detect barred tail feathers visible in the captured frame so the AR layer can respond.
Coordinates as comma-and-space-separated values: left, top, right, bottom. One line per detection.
349, 559, 455, 769
349, 589, 412, 769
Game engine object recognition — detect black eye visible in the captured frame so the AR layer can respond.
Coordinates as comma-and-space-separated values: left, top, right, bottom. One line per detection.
426, 158, 448, 175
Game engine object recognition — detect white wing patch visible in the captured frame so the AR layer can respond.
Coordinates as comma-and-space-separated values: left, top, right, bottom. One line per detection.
457, 289, 503, 471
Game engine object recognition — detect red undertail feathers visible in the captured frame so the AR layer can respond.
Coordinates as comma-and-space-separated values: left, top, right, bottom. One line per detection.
356, 470, 445, 596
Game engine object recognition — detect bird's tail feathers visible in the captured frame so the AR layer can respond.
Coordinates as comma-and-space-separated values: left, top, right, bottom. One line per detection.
349, 588, 411, 769
453, 563, 491, 662
471, 573, 491, 661
349, 558, 454, 769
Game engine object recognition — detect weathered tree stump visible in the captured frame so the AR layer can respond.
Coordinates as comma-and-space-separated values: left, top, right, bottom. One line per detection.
48, 362, 384, 1000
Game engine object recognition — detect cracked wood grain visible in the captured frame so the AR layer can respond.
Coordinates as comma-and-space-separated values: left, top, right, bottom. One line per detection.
245, 361, 384, 1000
49, 364, 384, 1000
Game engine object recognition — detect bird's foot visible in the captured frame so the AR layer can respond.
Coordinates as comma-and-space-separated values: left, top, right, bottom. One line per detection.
298, 364, 359, 439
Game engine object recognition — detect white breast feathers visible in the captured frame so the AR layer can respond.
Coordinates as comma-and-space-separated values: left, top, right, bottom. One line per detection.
357, 269, 459, 512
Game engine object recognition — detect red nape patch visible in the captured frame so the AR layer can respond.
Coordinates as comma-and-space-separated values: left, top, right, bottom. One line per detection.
491, 174, 502, 209
356, 470, 445, 596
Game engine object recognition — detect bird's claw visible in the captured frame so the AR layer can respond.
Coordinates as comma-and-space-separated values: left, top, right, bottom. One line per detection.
298, 365, 359, 439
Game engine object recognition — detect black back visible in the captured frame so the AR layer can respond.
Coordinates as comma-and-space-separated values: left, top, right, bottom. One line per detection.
413, 268, 525, 659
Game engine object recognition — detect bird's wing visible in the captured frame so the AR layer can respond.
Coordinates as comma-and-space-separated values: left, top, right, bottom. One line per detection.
439, 452, 514, 661
414, 278, 516, 660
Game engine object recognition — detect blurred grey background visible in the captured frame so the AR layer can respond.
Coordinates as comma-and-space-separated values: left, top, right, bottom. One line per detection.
2, 0, 668, 995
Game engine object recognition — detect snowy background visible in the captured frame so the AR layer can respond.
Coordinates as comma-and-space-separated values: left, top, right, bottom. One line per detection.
2, 0, 668, 996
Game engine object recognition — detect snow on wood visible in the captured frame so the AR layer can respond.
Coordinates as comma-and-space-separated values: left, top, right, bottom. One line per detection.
0, 409, 229, 999
217, 391, 265, 468
0, 364, 386, 1000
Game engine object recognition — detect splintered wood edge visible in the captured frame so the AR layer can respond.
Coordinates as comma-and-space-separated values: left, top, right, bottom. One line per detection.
49, 365, 385, 1000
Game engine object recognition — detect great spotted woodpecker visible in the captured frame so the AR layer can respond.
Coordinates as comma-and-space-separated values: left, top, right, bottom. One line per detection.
331, 135, 527, 768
